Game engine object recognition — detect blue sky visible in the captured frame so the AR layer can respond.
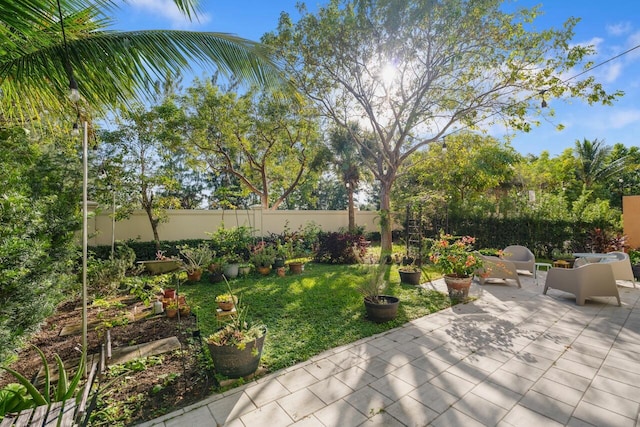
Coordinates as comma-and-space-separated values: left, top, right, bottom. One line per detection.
113, 1, 640, 157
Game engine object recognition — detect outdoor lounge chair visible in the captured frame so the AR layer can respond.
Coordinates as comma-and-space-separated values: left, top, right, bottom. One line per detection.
543, 262, 620, 306
601, 251, 635, 286
502, 245, 535, 274
476, 255, 521, 288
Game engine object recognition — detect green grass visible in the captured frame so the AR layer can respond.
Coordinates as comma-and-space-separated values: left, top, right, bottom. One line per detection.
180, 263, 449, 373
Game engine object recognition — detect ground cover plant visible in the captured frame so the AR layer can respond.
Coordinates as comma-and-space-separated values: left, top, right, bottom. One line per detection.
0, 261, 449, 426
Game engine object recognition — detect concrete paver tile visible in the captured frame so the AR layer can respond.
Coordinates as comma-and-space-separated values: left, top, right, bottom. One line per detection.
582, 386, 640, 419
358, 356, 399, 378
531, 377, 584, 407
308, 376, 353, 404
590, 376, 640, 403
389, 361, 433, 387
343, 385, 394, 417
408, 381, 459, 414
245, 378, 291, 407
313, 399, 367, 427
553, 358, 599, 380
289, 415, 325, 427
573, 401, 636, 427
276, 367, 319, 393
376, 348, 414, 367
357, 412, 405, 426
543, 367, 591, 392
560, 347, 605, 369
501, 358, 545, 382
386, 330, 416, 344
385, 395, 439, 426
409, 354, 452, 376
276, 389, 326, 422
573, 334, 615, 351
349, 342, 383, 360
239, 401, 293, 427
431, 407, 489, 427
502, 404, 564, 427
598, 364, 640, 388
304, 358, 341, 380
603, 354, 640, 375
566, 417, 598, 427
568, 341, 610, 359
428, 371, 475, 398
471, 381, 522, 410
520, 389, 573, 424
164, 406, 213, 427
369, 336, 397, 352
453, 391, 509, 425
222, 418, 245, 427
206, 391, 256, 424
445, 360, 491, 385
513, 350, 555, 371
330, 349, 365, 369
334, 365, 378, 390
369, 373, 415, 400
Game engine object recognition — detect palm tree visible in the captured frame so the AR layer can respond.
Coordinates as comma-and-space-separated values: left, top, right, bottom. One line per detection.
0, 0, 284, 122
573, 138, 627, 189
329, 123, 368, 232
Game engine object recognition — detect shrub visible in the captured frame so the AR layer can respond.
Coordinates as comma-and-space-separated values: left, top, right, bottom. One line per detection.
314, 232, 369, 264
207, 226, 253, 262
586, 228, 627, 253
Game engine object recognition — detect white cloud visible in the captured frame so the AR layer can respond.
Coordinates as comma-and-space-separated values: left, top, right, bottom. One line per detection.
570, 37, 604, 52
609, 109, 640, 129
127, 0, 211, 29
607, 22, 632, 36
604, 62, 623, 83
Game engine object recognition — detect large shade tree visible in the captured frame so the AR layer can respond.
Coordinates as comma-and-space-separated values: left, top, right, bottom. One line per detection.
267, 0, 622, 252
0, 0, 284, 123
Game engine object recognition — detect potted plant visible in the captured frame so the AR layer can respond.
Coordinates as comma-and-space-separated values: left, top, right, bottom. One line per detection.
358, 265, 399, 323
250, 243, 275, 275
398, 261, 422, 286
428, 233, 483, 300
287, 257, 306, 274
165, 300, 178, 318
137, 250, 183, 275
238, 262, 252, 276
222, 254, 243, 279
215, 293, 238, 311
206, 280, 267, 378
179, 244, 214, 282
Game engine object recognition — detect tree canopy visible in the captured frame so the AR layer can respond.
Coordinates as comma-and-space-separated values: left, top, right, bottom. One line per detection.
266, 0, 622, 251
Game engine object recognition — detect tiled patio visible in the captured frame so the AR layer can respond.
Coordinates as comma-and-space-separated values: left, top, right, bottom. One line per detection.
135, 272, 640, 427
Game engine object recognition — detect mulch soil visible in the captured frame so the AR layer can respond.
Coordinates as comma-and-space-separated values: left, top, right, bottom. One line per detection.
0, 295, 216, 426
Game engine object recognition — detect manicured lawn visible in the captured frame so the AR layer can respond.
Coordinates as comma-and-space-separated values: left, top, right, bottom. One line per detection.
180, 263, 450, 373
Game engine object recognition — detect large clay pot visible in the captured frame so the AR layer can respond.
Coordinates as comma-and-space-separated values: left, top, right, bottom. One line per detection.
223, 263, 239, 279
444, 275, 473, 300
257, 266, 271, 276
363, 295, 399, 323
187, 269, 203, 282
207, 327, 267, 378
399, 270, 421, 286
288, 262, 304, 274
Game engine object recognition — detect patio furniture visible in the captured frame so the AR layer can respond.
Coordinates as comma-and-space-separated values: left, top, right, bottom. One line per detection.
476, 255, 521, 288
534, 262, 552, 285
543, 262, 621, 306
571, 252, 635, 287
502, 245, 535, 274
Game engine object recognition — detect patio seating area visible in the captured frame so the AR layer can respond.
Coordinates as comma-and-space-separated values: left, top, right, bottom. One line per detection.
135, 272, 640, 427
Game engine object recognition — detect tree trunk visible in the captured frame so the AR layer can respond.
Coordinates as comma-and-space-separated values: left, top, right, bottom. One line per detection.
379, 181, 392, 254
348, 187, 355, 233
144, 205, 160, 250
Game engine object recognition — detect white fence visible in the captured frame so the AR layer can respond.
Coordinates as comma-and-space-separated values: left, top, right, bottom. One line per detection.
89, 206, 384, 246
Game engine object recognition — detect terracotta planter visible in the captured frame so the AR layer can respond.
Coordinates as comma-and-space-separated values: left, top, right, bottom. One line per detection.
399, 270, 421, 286
444, 275, 473, 300
179, 305, 191, 317
187, 269, 203, 282
276, 267, 286, 277
207, 327, 267, 378
163, 288, 176, 299
363, 295, 399, 323
166, 307, 178, 318
257, 266, 271, 276
217, 296, 238, 312
288, 262, 304, 274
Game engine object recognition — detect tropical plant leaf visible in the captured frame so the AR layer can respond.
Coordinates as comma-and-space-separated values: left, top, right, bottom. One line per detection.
0, 367, 47, 407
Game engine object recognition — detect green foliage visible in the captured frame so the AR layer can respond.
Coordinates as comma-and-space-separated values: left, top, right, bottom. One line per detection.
0, 346, 85, 411
184, 263, 450, 372
0, 128, 79, 363
427, 234, 483, 277
207, 225, 254, 262
357, 265, 390, 303
87, 245, 137, 297
314, 232, 370, 264
178, 243, 215, 274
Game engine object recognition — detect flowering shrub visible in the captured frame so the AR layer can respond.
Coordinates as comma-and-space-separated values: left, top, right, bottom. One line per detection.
428, 233, 483, 278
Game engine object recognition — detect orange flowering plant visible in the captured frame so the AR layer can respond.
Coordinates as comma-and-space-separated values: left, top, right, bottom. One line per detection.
428, 233, 483, 278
